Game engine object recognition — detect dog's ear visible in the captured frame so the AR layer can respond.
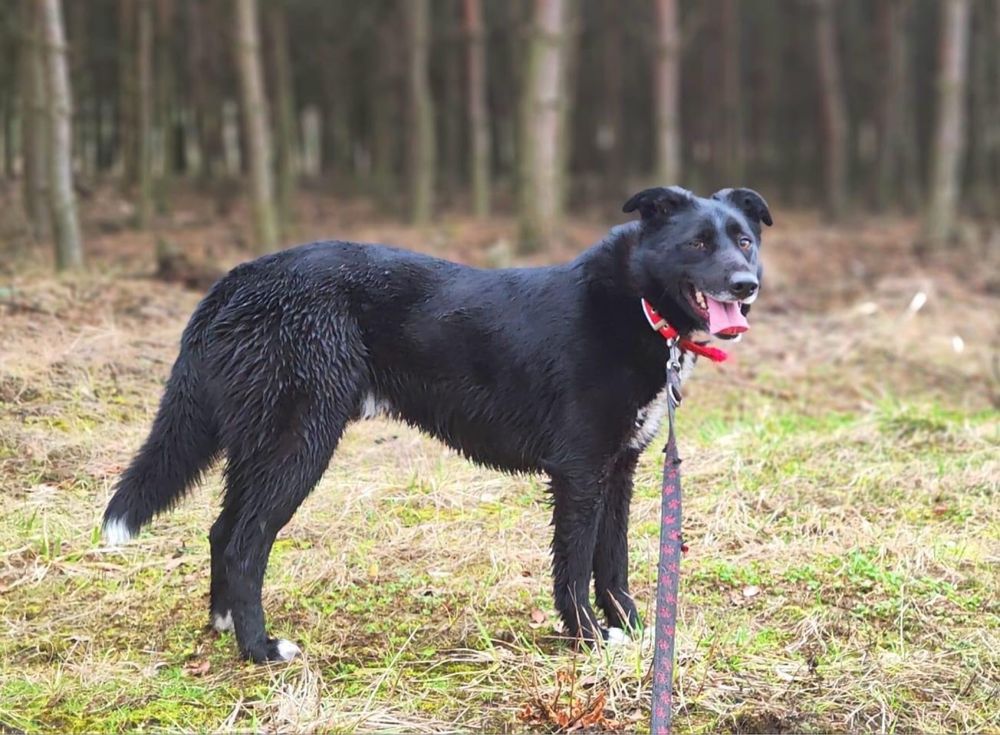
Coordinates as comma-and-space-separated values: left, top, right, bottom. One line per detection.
622, 186, 693, 221
712, 188, 773, 227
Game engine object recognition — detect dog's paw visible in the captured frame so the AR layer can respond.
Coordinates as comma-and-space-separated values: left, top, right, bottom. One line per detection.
247, 637, 303, 663
272, 639, 301, 661
604, 627, 629, 646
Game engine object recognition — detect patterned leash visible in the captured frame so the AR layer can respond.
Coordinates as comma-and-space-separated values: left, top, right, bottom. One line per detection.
651, 344, 685, 734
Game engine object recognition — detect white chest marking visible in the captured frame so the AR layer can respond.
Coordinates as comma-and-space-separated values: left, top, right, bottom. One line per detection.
359, 391, 393, 420
630, 386, 670, 449
628, 352, 698, 450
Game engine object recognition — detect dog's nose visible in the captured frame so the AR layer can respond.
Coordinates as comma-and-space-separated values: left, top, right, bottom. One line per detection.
728, 274, 758, 300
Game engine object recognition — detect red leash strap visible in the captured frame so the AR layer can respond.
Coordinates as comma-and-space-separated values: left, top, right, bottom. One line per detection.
651, 353, 685, 734
641, 299, 729, 363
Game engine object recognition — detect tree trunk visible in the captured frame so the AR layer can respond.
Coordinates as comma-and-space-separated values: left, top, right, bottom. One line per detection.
968, 0, 997, 216
118, 0, 136, 185
464, 0, 491, 217
653, 0, 681, 184
20, 0, 48, 241
408, 0, 436, 225
441, 10, 463, 199
2, 104, 12, 178
189, 0, 225, 188
234, 0, 279, 253
371, 17, 400, 200
720, 0, 743, 183
266, 1, 297, 233
39, 0, 83, 270
136, 0, 154, 227
518, 0, 570, 253
814, 0, 848, 219
598, 0, 624, 198
924, 0, 971, 247
874, 0, 903, 211
154, 0, 176, 216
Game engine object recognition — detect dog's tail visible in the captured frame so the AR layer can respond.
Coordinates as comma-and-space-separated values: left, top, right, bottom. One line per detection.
102, 288, 227, 545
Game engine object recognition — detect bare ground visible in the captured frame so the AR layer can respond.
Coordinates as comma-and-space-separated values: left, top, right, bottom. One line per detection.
1, 195, 998, 733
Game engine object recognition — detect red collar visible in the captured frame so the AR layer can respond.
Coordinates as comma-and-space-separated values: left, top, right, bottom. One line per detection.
641, 299, 729, 363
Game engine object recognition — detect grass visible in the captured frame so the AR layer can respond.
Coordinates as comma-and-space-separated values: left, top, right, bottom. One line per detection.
1, 252, 998, 732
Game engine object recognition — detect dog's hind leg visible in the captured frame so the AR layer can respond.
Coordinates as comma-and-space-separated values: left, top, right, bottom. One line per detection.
593, 450, 640, 633
208, 502, 239, 632
221, 401, 349, 662
548, 469, 607, 644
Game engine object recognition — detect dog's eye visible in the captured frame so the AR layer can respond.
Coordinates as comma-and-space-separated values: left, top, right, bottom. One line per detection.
691, 240, 707, 250
737, 236, 753, 250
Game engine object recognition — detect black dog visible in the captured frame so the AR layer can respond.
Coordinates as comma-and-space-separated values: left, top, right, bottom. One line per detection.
103, 186, 771, 663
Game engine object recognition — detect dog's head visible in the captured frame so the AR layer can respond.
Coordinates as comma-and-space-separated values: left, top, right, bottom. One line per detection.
623, 186, 772, 338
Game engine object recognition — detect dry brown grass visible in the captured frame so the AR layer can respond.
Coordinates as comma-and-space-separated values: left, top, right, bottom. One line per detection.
1, 204, 998, 733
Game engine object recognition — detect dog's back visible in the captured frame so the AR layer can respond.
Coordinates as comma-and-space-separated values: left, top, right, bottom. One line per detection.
103, 239, 594, 541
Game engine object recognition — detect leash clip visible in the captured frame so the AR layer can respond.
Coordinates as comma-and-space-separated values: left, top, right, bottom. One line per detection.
666, 344, 683, 408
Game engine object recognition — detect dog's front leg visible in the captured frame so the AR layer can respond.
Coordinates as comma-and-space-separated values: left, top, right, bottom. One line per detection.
549, 470, 606, 644
593, 450, 640, 632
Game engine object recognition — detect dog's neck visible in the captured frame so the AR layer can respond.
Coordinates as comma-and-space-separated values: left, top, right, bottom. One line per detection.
580, 223, 701, 340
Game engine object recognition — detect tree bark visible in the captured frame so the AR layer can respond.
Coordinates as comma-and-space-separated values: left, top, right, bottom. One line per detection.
39, 0, 83, 270
653, 0, 681, 184
118, 0, 137, 186
874, 0, 903, 210
189, 0, 225, 188
234, 0, 279, 253
408, 0, 436, 225
719, 0, 743, 183
154, 0, 177, 215
20, 0, 49, 241
518, 0, 570, 253
2, 104, 12, 179
441, 8, 464, 198
924, 0, 971, 247
598, 0, 624, 197
266, 0, 297, 233
136, 0, 154, 227
814, 0, 848, 219
371, 16, 400, 200
968, 0, 997, 216
464, 0, 491, 217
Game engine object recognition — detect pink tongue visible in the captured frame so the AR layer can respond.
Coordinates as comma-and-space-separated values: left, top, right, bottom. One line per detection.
705, 296, 749, 335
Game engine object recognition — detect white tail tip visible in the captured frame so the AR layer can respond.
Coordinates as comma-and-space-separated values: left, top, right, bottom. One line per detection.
102, 517, 134, 546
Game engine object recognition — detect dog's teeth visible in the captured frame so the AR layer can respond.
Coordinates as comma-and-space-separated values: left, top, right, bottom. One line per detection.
695, 291, 707, 309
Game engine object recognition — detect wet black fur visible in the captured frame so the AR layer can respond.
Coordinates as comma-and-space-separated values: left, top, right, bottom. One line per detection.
104, 186, 771, 662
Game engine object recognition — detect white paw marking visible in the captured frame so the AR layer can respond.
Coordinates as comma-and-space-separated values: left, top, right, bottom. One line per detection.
102, 517, 134, 546
605, 627, 629, 646
212, 611, 233, 632
275, 639, 301, 661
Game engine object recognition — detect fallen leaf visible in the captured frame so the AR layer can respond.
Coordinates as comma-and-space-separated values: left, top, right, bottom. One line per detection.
743, 585, 761, 598
529, 608, 546, 628
183, 659, 210, 677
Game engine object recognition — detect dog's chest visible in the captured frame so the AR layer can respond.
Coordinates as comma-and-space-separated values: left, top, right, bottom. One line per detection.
628, 351, 698, 450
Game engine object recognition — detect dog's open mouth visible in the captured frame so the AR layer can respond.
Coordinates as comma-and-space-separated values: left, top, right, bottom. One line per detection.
685, 284, 749, 337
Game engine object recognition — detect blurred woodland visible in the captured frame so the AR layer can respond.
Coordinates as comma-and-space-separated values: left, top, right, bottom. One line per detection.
0, 0, 997, 270
2, 4, 999, 732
